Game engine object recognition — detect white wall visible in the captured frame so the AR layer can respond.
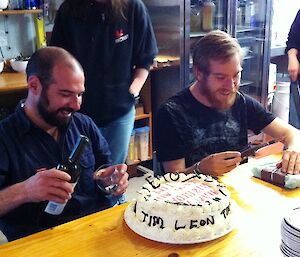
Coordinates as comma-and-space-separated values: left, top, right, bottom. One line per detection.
0, 0, 63, 60
272, 0, 300, 47
0, 14, 36, 59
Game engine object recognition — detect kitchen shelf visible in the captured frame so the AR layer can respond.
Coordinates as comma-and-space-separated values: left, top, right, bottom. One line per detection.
243, 55, 255, 60
236, 26, 258, 33
135, 113, 151, 121
240, 79, 254, 87
0, 71, 27, 93
0, 9, 45, 48
0, 9, 42, 15
271, 45, 286, 58
190, 32, 206, 38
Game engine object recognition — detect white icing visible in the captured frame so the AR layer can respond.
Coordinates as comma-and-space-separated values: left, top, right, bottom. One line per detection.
126, 173, 234, 243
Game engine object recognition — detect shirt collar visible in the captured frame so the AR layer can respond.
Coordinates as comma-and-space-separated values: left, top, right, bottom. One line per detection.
14, 100, 32, 136
14, 100, 72, 138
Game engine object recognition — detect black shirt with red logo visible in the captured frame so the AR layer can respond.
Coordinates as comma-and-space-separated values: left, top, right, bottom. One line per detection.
50, 0, 158, 126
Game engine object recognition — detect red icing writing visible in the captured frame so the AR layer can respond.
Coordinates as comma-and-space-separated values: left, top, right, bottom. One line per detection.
151, 182, 219, 205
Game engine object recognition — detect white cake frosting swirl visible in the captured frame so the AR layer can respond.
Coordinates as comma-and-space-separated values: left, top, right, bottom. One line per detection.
124, 172, 234, 244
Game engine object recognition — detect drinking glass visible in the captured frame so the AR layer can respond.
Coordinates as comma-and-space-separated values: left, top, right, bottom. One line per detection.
94, 164, 126, 204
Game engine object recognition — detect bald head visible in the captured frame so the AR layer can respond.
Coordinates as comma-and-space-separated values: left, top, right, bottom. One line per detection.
26, 46, 83, 91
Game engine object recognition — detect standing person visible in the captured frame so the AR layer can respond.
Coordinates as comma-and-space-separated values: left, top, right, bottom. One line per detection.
155, 30, 300, 176
0, 47, 129, 242
286, 9, 300, 129
50, 0, 158, 165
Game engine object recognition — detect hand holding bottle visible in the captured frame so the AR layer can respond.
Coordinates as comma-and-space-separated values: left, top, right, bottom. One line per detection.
23, 167, 74, 203
45, 135, 89, 215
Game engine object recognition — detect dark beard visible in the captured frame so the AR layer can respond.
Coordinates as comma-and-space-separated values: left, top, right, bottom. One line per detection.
37, 90, 73, 128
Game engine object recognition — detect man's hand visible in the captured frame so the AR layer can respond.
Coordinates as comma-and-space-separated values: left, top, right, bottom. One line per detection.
279, 150, 300, 174
288, 55, 300, 82
198, 151, 242, 177
23, 168, 73, 203
288, 49, 299, 82
94, 164, 129, 196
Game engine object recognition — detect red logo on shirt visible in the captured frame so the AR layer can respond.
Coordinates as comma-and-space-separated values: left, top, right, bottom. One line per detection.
116, 29, 124, 39
115, 29, 128, 44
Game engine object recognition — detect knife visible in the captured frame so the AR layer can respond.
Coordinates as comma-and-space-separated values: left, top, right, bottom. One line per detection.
240, 138, 281, 158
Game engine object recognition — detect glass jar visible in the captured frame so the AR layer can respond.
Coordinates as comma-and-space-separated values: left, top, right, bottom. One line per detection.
190, 1, 201, 32
202, 0, 215, 32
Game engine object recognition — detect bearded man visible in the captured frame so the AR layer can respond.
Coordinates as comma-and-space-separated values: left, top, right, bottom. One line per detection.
0, 47, 129, 242
155, 30, 300, 176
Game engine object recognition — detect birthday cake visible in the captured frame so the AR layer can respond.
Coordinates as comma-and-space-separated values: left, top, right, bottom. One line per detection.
124, 172, 234, 244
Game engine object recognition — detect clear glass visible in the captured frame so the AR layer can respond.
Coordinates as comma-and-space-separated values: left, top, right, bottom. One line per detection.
94, 164, 125, 204
95, 164, 120, 193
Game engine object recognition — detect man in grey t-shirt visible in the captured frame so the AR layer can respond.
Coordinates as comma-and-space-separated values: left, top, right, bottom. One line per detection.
156, 30, 300, 176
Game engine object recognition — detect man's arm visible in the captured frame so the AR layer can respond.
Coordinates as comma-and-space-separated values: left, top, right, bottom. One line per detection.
163, 158, 186, 174
0, 169, 73, 217
129, 68, 149, 97
262, 117, 300, 174
287, 48, 299, 82
0, 182, 28, 217
163, 151, 242, 177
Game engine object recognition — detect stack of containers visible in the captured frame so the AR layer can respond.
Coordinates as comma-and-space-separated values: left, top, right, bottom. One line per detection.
126, 130, 136, 165
126, 126, 150, 164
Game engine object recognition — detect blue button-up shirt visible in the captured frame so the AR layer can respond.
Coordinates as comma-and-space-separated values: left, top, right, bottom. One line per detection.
0, 102, 114, 241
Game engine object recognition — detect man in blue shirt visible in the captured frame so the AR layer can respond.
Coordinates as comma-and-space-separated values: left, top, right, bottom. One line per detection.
0, 46, 129, 241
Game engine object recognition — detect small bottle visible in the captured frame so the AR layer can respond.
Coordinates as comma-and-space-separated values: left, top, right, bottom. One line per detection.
245, 1, 255, 27
202, 0, 215, 32
44, 135, 90, 215
25, 0, 37, 10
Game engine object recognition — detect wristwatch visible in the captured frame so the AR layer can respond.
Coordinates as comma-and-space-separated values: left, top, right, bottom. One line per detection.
131, 93, 140, 105
194, 161, 202, 175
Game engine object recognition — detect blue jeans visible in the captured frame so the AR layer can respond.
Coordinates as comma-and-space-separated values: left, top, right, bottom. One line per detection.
99, 106, 135, 204
99, 105, 135, 165
289, 82, 300, 129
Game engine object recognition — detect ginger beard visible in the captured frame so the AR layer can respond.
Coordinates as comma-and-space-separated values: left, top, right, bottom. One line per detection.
199, 75, 239, 111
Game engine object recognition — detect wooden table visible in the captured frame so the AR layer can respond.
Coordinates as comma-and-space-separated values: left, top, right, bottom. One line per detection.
0, 72, 27, 93
0, 154, 299, 257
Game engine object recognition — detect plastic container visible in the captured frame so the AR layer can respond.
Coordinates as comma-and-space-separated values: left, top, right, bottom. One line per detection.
202, 0, 215, 32
272, 82, 290, 123
135, 126, 150, 161
126, 130, 136, 165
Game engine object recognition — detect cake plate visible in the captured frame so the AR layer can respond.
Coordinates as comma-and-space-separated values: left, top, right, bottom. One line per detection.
124, 202, 234, 245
